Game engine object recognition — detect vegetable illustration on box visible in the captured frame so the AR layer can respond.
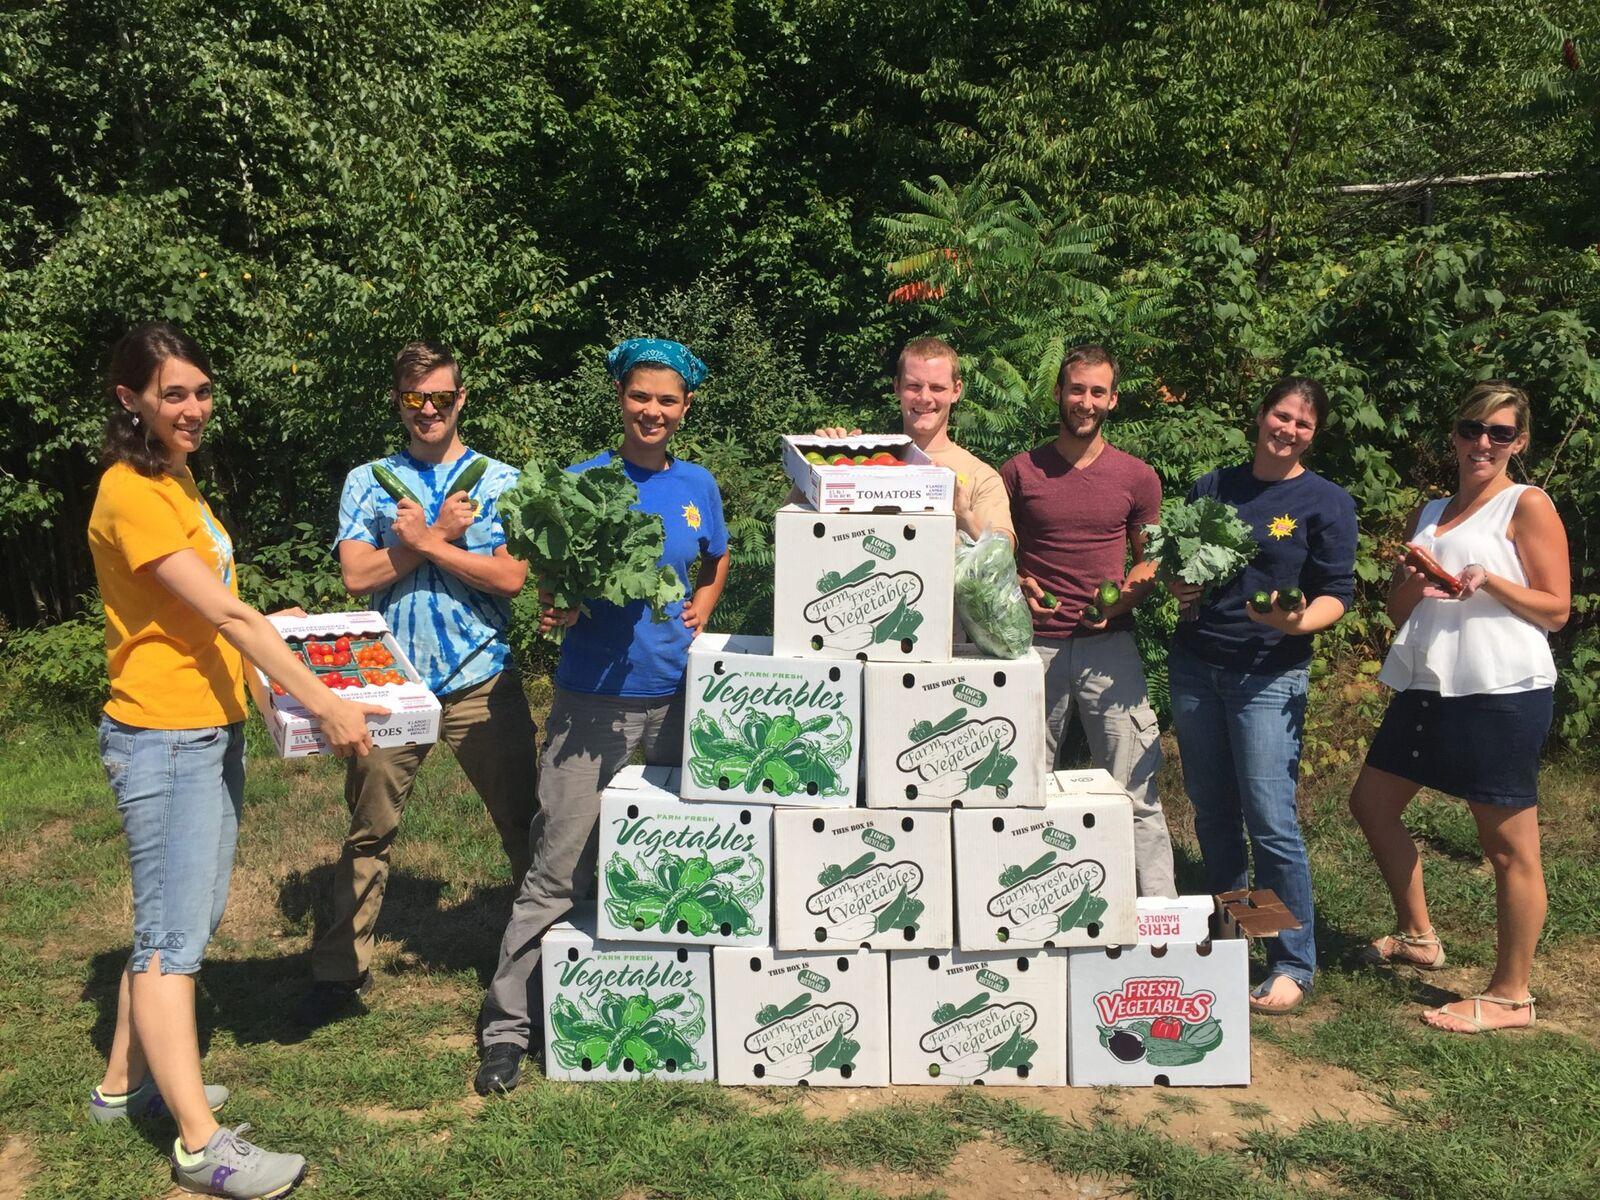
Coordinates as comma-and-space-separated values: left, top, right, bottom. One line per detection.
809, 846, 925, 942
809, 554, 925, 650
1093, 978, 1225, 1067
989, 848, 1109, 941
745, 992, 861, 1079
499, 456, 685, 643
604, 850, 764, 938
547, 990, 707, 1077
687, 709, 854, 799
899, 706, 1018, 801
920, 987, 1039, 1080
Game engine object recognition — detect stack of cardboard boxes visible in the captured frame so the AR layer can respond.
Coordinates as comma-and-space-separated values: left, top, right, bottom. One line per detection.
538, 434, 1260, 1089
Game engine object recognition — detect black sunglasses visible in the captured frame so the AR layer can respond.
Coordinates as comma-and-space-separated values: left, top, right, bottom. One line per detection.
1455, 419, 1519, 446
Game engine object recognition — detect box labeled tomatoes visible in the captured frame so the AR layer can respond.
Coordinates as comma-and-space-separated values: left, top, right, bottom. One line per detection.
247, 611, 441, 758
781, 434, 955, 514
1066, 939, 1250, 1087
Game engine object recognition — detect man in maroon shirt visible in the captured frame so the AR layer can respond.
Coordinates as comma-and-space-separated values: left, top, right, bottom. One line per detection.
1001, 344, 1177, 896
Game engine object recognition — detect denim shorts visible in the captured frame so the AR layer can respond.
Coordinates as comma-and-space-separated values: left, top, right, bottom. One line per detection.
98, 715, 246, 974
1366, 688, 1552, 808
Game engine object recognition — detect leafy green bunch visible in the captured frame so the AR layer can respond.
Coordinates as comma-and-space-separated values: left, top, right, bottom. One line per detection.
687, 709, 852, 797
604, 851, 761, 937
1142, 497, 1258, 594
954, 531, 1035, 658
499, 456, 685, 642
548, 990, 704, 1075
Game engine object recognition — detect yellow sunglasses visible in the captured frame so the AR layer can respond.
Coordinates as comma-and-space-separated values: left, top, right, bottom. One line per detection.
398, 389, 460, 411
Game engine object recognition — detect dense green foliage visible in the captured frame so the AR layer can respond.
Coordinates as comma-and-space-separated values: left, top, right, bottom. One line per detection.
2, 0, 1597, 744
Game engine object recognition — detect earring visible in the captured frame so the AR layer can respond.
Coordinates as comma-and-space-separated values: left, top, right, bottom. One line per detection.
131, 413, 140, 428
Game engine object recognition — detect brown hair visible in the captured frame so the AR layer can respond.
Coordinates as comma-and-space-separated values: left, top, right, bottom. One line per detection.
1258, 377, 1329, 429
1455, 379, 1532, 445
895, 336, 962, 385
392, 339, 461, 391
1056, 343, 1119, 392
100, 321, 214, 477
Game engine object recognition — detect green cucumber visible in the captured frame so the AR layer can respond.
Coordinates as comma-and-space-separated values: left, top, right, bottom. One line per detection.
1082, 604, 1103, 624
1248, 590, 1274, 614
1276, 587, 1304, 611
1039, 591, 1058, 609
372, 462, 422, 506
451, 456, 489, 495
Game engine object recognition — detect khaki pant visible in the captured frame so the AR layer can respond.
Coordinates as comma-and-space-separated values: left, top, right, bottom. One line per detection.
1034, 632, 1177, 898
479, 685, 683, 1049
310, 670, 539, 983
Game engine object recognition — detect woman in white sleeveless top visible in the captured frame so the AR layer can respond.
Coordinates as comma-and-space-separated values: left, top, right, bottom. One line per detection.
1348, 381, 1570, 1034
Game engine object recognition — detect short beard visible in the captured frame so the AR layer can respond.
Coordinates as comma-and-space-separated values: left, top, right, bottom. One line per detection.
1058, 406, 1106, 442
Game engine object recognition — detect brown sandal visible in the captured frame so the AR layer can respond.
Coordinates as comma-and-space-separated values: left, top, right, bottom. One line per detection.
1359, 929, 1447, 970
1421, 994, 1536, 1035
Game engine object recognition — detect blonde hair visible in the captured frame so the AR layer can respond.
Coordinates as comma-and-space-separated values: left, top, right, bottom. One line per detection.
1455, 380, 1531, 446
896, 336, 962, 385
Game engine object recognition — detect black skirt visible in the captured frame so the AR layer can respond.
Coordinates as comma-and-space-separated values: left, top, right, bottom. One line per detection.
1366, 688, 1553, 808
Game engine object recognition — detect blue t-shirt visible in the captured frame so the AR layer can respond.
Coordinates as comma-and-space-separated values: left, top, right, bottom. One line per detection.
336, 449, 520, 695
1174, 465, 1357, 674
554, 451, 728, 698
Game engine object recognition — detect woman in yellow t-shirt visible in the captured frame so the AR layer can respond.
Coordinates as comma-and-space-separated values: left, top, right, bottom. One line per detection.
86, 322, 383, 1199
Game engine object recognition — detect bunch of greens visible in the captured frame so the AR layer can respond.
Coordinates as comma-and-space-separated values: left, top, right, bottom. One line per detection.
687, 709, 852, 797
1142, 497, 1258, 594
954, 530, 1034, 658
499, 456, 686, 642
548, 990, 705, 1076
604, 851, 762, 937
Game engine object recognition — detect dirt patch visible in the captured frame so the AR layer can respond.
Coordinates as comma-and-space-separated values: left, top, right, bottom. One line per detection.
0, 1137, 39, 1200
741, 1037, 1391, 1153
358, 1103, 428, 1124
839, 1135, 1122, 1200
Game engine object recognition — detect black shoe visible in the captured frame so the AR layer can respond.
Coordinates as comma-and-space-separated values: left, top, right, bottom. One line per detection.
474, 1043, 525, 1096
292, 972, 373, 1028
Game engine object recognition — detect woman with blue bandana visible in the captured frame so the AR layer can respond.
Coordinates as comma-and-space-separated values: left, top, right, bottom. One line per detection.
474, 337, 729, 1095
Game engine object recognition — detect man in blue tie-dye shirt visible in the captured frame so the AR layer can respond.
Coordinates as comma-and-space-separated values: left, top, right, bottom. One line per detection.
295, 340, 538, 1027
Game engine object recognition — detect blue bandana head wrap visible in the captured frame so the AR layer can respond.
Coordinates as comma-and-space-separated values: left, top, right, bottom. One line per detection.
605, 337, 708, 391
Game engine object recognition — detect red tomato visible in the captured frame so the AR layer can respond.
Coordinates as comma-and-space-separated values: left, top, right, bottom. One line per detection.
830, 455, 853, 466
870, 452, 898, 466
335, 636, 351, 650
334, 652, 350, 666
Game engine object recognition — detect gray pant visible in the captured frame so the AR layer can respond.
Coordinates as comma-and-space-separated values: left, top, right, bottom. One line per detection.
478, 684, 684, 1050
1034, 632, 1177, 897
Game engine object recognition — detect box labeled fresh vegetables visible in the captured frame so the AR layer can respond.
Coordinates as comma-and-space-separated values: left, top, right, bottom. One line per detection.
682, 633, 860, 807
1066, 939, 1249, 1087
772, 506, 955, 662
541, 913, 715, 1083
773, 808, 952, 951
953, 801, 1136, 950
888, 948, 1066, 1085
597, 791, 770, 946
246, 611, 441, 758
781, 434, 955, 514
863, 649, 1044, 808
713, 947, 889, 1087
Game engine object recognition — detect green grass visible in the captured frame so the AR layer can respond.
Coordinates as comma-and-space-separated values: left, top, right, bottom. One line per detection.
1, 709, 1597, 1199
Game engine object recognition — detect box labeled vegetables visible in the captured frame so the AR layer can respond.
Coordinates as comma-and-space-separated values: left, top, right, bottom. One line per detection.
247, 611, 440, 758
863, 650, 1044, 807
681, 633, 860, 807
781, 434, 955, 514
541, 912, 715, 1083
772, 506, 955, 662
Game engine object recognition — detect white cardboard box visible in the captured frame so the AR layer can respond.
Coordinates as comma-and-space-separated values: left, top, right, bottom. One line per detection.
781, 434, 955, 514
952, 800, 1137, 950
888, 948, 1066, 1085
681, 633, 861, 807
1045, 768, 1127, 800
713, 947, 889, 1086
773, 506, 955, 663
1137, 896, 1216, 946
863, 650, 1044, 808
597, 791, 771, 946
541, 912, 716, 1082
602, 764, 682, 805
1066, 939, 1250, 1087
773, 808, 953, 951
247, 611, 441, 758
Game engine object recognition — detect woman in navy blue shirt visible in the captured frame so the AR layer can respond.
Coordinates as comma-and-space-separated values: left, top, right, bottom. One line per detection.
1166, 378, 1358, 1014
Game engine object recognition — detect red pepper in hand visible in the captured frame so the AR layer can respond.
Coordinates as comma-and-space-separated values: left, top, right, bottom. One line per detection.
1151, 1017, 1183, 1041
1404, 544, 1463, 596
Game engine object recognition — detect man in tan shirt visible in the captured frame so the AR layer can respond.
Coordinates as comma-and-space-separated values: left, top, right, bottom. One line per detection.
813, 336, 1014, 544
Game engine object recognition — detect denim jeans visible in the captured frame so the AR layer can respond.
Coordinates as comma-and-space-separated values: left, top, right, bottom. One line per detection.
98, 716, 246, 974
1168, 641, 1316, 989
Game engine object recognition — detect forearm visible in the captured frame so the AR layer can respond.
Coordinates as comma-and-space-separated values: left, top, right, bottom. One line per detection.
343, 544, 425, 595
1121, 558, 1159, 603
1292, 596, 1347, 635
216, 609, 339, 719
692, 553, 730, 618
420, 540, 528, 597
1479, 574, 1569, 632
